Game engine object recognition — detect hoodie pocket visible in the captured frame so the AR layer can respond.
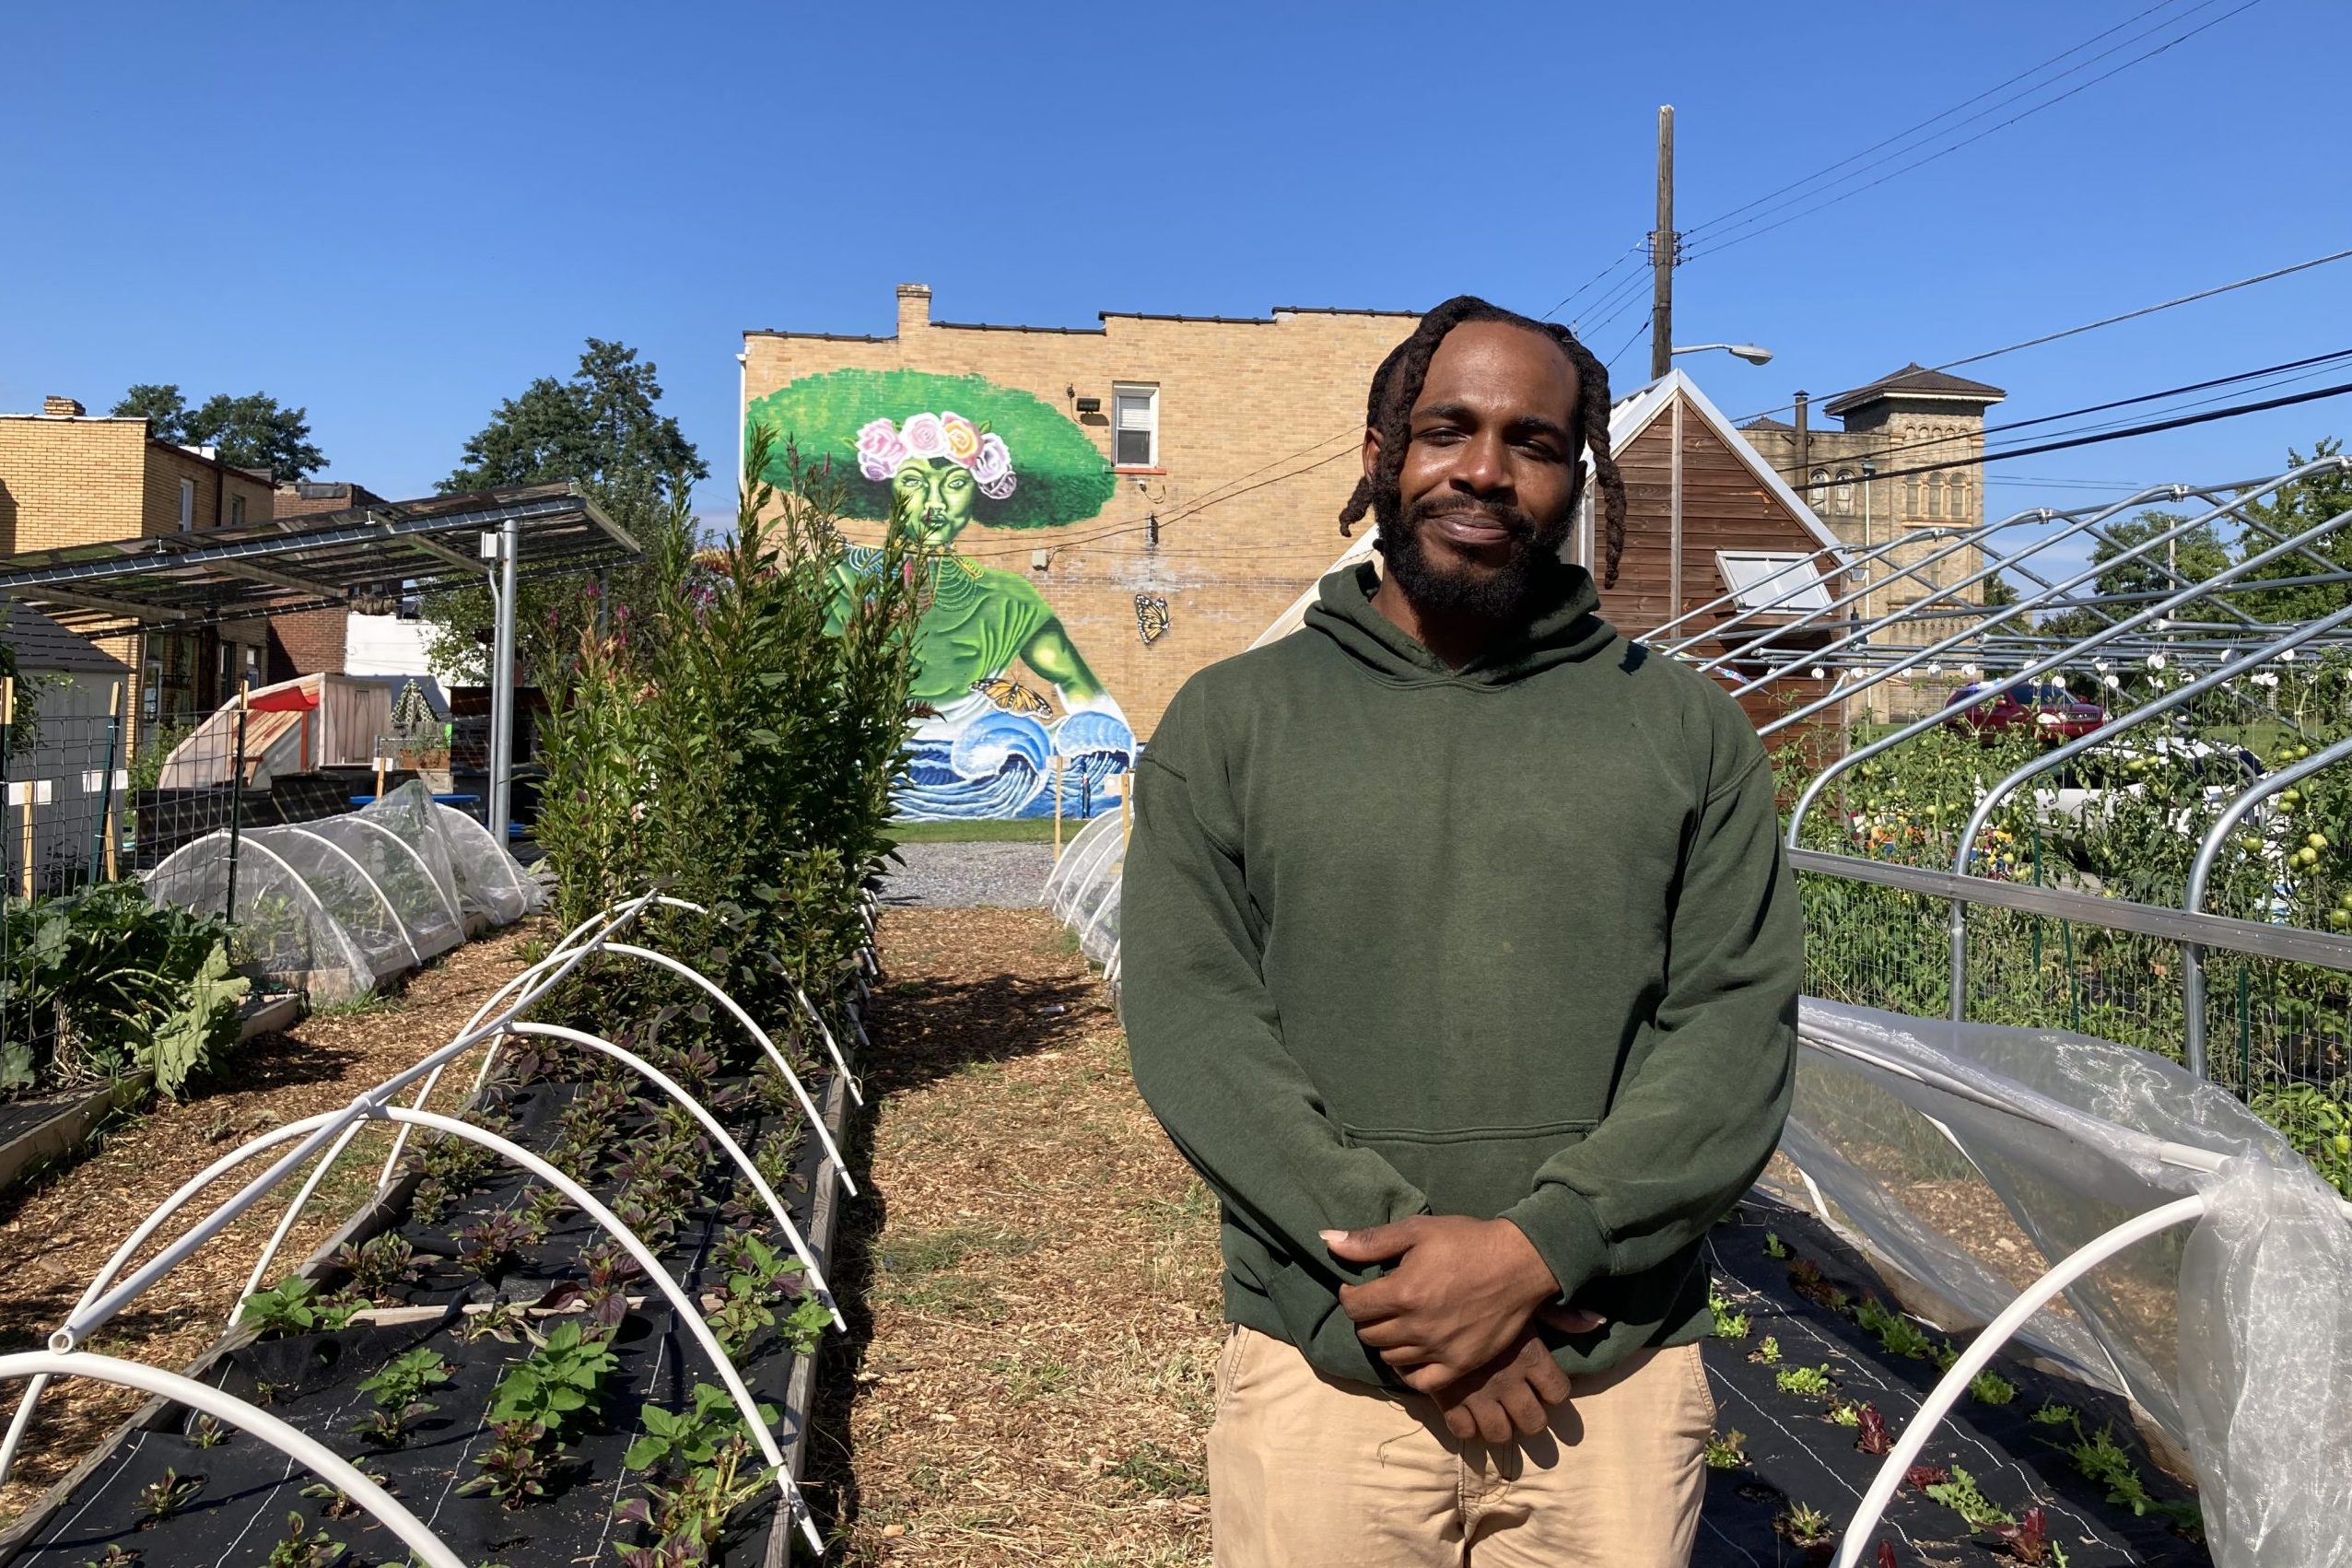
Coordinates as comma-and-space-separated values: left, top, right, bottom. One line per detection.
1336, 1118, 1597, 1219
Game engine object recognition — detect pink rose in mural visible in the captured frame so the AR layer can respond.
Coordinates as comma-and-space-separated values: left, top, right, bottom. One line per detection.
854, 416, 908, 481
940, 411, 982, 465
973, 431, 1016, 498
900, 411, 949, 460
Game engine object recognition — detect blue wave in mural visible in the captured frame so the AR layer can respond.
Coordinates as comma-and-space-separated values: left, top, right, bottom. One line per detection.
895, 709, 1137, 821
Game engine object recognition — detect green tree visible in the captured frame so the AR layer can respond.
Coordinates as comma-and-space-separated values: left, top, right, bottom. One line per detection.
2228, 439, 2352, 622
423, 340, 708, 685
2036, 509, 2230, 640
1979, 570, 2018, 608
109, 384, 325, 482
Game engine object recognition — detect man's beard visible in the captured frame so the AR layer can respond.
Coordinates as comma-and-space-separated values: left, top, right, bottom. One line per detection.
1373, 484, 1577, 623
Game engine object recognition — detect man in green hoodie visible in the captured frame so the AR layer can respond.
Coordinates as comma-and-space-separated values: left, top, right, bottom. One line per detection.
1122, 297, 1801, 1567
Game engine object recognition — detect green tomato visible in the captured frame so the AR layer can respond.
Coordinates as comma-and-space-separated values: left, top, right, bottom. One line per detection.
2310, 834, 2331, 850
2331, 909, 2351, 929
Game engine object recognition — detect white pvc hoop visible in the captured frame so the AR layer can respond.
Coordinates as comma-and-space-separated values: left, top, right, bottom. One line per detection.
1833, 1193, 2211, 1568
505, 1021, 844, 1328
340, 811, 465, 934
0, 1352, 465, 1568
432, 802, 533, 908
146, 832, 375, 998
274, 824, 425, 969
601, 942, 856, 1199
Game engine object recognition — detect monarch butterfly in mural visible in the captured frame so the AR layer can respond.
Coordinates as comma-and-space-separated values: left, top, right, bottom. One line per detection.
1134, 595, 1170, 646
970, 676, 1055, 718
748, 369, 1136, 821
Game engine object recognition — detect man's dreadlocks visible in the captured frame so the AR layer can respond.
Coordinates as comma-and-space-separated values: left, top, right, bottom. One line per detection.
1339, 295, 1628, 588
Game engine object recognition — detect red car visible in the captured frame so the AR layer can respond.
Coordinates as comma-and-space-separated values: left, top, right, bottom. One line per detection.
1947, 681, 2108, 743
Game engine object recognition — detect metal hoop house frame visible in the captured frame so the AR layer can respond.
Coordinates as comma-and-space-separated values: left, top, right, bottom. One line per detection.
0, 885, 872, 1560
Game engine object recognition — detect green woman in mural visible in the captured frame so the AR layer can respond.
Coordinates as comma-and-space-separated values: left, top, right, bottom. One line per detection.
747, 369, 1133, 819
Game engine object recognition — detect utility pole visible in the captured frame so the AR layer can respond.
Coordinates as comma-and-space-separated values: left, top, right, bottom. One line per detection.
1649, 104, 1677, 383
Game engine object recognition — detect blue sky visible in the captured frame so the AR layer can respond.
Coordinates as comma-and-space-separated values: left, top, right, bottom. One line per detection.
4, 0, 2346, 578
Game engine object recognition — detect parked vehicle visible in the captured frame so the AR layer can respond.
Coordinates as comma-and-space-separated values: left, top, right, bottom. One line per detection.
1947, 681, 2108, 743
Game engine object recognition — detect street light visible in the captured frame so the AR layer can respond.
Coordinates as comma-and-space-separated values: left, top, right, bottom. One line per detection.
1669, 342, 1773, 366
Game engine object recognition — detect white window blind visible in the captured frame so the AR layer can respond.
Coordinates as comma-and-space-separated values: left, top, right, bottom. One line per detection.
1715, 551, 1832, 614
1113, 384, 1158, 467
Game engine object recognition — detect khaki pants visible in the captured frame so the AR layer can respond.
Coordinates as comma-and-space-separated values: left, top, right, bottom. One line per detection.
1206, 1326, 1714, 1568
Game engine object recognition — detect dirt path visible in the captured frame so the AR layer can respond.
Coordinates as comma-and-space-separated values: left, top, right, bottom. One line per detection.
0, 918, 550, 1526
812, 907, 1222, 1567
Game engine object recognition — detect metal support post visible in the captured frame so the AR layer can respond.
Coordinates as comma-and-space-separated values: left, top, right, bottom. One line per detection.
488, 515, 520, 843
223, 681, 250, 922
89, 680, 122, 883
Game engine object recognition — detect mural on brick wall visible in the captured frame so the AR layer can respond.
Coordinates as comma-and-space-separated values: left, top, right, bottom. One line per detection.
746, 369, 1134, 820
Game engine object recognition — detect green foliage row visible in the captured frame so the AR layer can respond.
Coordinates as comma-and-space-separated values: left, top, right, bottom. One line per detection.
0, 880, 249, 1099
533, 424, 921, 1038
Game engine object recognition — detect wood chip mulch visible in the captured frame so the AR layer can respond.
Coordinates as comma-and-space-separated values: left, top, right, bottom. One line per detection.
809, 907, 1222, 1567
0, 917, 551, 1527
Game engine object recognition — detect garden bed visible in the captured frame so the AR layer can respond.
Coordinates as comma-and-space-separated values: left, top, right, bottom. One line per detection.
0, 971, 855, 1568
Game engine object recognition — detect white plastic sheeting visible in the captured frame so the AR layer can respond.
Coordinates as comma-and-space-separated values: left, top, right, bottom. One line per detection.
1042, 812, 1125, 967
1789, 1001, 2352, 1568
143, 781, 541, 1001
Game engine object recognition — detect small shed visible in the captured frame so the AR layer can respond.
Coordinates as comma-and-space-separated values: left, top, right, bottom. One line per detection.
154, 672, 392, 790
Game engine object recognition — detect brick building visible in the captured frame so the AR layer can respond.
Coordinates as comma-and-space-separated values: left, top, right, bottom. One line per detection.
266, 480, 389, 681
0, 395, 276, 745
1739, 365, 2004, 717
742, 284, 1418, 818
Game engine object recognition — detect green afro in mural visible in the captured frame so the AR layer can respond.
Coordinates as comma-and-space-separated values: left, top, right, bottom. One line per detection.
746, 368, 1117, 531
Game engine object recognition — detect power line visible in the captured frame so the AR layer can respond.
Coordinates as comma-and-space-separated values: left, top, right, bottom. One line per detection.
1682, 0, 2266, 262
1540, 243, 1644, 322
1679, 0, 2203, 241
1859, 377, 2352, 485
1734, 245, 2352, 427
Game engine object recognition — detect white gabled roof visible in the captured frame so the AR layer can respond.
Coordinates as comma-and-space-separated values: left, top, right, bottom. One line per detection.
1609, 369, 1851, 559
1249, 370, 1848, 648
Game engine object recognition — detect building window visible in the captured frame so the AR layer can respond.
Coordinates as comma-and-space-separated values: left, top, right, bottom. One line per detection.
1808, 468, 1829, 504
1905, 477, 1920, 515
1948, 477, 1968, 520
1834, 470, 1854, 513
230, 495, 246, 526
1113, 383, 1159, 468
178, 477, 195, 531
1927, 474, 1944, 518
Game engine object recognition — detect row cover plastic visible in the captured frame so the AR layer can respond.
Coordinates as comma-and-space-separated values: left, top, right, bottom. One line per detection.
143, 780, 542, 1001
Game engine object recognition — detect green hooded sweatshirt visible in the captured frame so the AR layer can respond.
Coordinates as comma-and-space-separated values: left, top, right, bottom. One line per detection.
1121, 561, 1801, 1385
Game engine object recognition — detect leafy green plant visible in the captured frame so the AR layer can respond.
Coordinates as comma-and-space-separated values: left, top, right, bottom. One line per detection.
1776, 1364, 1834, 1398
1703, 1428, 1748, 1469
354, 1348, 451, 1447
1750, 1335, 1782, 1365
1924, 1466, 2015, 1531
2030, 1400, 2077, 1426
1855, 1296, 1935, 1360
614, 1434, 775, 1560
331, 1233, 421, 1299
263, 1511, 345, 1568
1763, 1231, 1789, 1259
1708, 1285, 1749, 1340
461, 1422, 557, 1510
134, 1467, 203, 1525
624, 1383, 778, 1473
1828, 1401, 1860, 1427
239, 1275, 367, 1338
75, 1545, 141, 1567
1778, 1502, 1834, 1548
184, 1412, 229, 1448
487, 1319, 616, 1433
1969, 1370, 2019, 1406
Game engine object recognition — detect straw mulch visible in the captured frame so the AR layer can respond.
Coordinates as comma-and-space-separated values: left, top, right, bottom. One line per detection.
0, 918, 551, 1527
811, 907, 1221, 1566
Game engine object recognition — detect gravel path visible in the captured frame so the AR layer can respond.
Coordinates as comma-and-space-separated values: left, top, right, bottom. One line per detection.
881, 840, 1059, 909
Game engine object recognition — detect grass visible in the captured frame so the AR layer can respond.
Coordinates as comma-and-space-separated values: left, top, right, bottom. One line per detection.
889, 817, 1083, 844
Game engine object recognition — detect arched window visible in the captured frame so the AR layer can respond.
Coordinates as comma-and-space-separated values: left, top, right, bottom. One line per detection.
1809, 468, 1830, 504
1948, 476, 1968, 520
1834, 470, 1854, 513
1905, 477, 1920, 515
1926, 474, 1944, 518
